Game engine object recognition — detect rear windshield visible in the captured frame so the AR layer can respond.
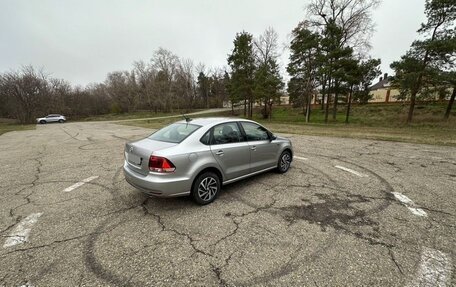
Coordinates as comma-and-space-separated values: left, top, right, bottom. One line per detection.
148, 123, 201, 143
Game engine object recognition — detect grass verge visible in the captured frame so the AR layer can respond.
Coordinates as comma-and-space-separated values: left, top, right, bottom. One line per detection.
118, 104, 456, 146
0, 123, 35, 136
79, 109, 202, 122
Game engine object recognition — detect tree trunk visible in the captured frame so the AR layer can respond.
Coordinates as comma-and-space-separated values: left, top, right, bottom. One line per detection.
321, 81, 326, 110
305, 94, 311, 123
332, 81, 339, 120
249, 99, 253, 119
303, 99, 306, 116
321, 94, 326, 110
407, 20, 441, 124
325, 94, 330, 123
345, 86, 353, 124
268, 102, 273, 121
244, 98, 247, 117
407, 89, 417, 124
444, 86, 455, 120
263, 100, 268, 119
325, 78, 332, 123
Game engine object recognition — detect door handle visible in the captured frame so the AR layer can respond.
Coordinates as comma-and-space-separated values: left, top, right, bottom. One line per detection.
215, 150, 224, 156
250, 146, 256, 151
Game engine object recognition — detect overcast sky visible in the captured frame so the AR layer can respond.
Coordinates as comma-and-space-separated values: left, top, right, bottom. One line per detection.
0, 0, 426, 86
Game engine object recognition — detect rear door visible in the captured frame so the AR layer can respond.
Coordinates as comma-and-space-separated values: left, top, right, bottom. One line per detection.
209, 122, 250, 181
240, 122, 279, 173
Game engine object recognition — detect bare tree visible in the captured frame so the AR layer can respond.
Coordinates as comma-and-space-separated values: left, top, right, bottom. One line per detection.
175, 58, 196, 111
133, 60, 157, 111
306, 0, 380, 52
254, 27, 280, 65
151, 48, 179, 112
104, 71, 138, 113
0, 66, 50, 123
254, 27, 284, 119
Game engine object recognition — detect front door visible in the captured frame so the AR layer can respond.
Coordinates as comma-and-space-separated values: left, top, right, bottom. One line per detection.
210, 122, 250, 181
240, 122, 279, 173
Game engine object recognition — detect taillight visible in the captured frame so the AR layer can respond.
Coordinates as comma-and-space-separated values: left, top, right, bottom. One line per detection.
149, 156, 176, 173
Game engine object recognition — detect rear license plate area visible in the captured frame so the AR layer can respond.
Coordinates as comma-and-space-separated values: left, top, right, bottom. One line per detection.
127, 153, 142, 165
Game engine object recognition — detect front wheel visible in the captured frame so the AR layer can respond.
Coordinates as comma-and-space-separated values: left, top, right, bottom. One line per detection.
277, 150, 292, 173
39, 120, 46, 124
192, 172, 221, 205
58, 119, 64, 123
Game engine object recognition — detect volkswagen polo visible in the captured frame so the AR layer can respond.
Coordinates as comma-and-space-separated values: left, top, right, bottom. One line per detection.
123, 117, 293, 204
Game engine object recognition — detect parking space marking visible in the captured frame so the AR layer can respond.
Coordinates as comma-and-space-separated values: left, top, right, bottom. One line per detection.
294, 156, 309, 161
392, 192, 427, 217
3, 213, 43, 248
63, 176, 99, 192
408, 247, 452, 287
334, 165, 368, 177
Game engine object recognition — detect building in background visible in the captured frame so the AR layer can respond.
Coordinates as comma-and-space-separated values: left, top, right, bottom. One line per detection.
369, 73, 400, 103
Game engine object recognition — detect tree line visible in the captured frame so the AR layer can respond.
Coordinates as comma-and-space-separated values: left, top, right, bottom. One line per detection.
0, 48, 230, 124
226, 0, 455, 123
225, 0, 383, 123
0, 0, 454, 124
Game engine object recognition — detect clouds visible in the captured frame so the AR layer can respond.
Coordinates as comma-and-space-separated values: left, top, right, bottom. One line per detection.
0, 0, 425, 86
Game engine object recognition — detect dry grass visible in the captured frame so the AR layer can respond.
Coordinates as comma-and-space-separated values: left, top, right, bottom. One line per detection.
0, 122, 35, 136
262, 123, 456, 146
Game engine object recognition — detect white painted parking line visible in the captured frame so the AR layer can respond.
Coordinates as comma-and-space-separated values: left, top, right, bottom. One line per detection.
407, 207, 428, 217
294, 156, 308, 161
3, 213, 43, 248
63, 176, 99, 192
392, 192, 427, 217
334, 165, 368, 177
408, 247, 452, 287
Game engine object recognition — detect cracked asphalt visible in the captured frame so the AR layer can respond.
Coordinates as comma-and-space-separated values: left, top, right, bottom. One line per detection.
0, 121, 455, 286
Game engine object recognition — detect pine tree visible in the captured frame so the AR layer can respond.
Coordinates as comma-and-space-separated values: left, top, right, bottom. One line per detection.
287, 23, 321, 122
391, 0, 456, 123
227, 32, 256, 118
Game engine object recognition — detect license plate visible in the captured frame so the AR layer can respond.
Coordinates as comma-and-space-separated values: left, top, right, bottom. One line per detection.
128, 153, 142, 165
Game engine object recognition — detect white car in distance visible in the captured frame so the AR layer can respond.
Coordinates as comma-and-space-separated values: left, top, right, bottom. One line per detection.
36, 114, 66, 124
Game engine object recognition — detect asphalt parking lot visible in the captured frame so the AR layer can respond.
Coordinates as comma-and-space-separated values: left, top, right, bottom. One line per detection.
0, 121, 455, 286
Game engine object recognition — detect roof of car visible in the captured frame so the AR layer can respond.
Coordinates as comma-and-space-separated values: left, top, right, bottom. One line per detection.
175, 117, 253, 127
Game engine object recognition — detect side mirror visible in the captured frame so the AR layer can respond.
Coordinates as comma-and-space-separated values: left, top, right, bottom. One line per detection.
270, 133, 277, 141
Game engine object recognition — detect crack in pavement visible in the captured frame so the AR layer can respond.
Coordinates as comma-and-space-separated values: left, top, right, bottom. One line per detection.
0, 230, 110, 258
140, 198, 213, 259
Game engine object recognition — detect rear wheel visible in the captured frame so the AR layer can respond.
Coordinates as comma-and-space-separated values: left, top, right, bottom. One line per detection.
191, 171, 221, 205
39, 120, 46, 124
277, 150, 291, 173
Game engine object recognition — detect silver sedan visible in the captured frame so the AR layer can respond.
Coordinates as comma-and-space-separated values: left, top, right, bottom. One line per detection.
123, 117, 293, 204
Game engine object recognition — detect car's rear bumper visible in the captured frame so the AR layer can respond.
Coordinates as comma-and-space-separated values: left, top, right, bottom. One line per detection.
123, 162, 192, 197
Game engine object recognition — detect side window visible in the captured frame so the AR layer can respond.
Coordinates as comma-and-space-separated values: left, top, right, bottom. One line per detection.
241, 122, 269, 141
200, 130, 211, 145
211, 123, 243, 145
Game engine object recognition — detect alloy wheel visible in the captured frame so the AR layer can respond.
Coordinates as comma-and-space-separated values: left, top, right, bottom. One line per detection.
197, 176, 218, 202
280, 153, 291, 172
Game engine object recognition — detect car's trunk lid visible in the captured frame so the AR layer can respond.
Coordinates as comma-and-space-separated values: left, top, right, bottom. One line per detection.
125, 138, 177, 175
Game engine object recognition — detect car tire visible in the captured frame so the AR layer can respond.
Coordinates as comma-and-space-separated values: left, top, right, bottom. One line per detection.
58, 119, 64, 123
39, 120, 46, 124
191, 171, 221, 205
277, 150, 292, 174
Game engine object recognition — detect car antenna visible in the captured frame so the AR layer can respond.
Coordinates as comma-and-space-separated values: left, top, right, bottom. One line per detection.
182, 114, 192, 127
